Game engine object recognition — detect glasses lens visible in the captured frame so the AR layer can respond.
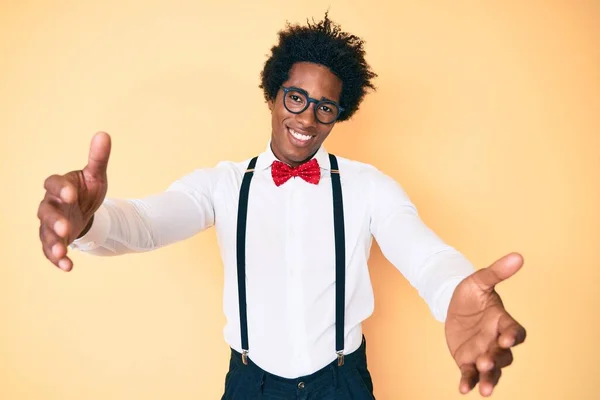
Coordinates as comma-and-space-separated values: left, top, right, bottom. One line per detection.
283, 89, 308, 113
315, 102, 340, 124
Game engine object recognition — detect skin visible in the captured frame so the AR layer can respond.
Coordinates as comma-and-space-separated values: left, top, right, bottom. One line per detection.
267, 62, 342, 167
37, 132, 110, 272
445, 252, 526, 397
37, 60, 525, 397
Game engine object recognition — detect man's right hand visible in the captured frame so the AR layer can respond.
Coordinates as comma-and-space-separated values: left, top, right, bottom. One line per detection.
37, 132, 112, 271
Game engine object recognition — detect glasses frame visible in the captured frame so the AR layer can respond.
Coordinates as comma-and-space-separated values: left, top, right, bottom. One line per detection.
280, 86, 345, 125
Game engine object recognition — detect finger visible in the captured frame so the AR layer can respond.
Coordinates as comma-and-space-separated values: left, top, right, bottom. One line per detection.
473, 252, 524, 291
479, 368, 502, 397
498, 313, 527, 348
84, 131, 111, 179
476, 352, 495, 373
40, 223, 63, 261
494, 349, 513, 369
37, 200, 71, 238
40, 224, 67, 266
43, 175, 77, 204
459, 364, 479, 394
476, 347, 513, 372
39, 225, 74, 271
57, 256, 73, 272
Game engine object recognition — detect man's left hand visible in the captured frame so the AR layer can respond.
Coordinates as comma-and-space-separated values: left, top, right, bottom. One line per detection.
445, 252, 526, 397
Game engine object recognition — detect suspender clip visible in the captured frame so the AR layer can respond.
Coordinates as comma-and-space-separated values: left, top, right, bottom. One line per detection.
337, 350, 344, 367
242, 349, 249, 365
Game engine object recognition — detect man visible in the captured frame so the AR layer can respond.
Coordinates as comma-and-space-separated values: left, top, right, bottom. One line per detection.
37, 14, 525, 399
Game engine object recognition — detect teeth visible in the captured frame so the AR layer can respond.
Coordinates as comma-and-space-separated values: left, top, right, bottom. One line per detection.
290, 128, 312, 141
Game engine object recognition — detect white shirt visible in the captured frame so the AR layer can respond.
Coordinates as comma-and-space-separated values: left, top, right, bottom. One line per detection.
72, 142, 475, 378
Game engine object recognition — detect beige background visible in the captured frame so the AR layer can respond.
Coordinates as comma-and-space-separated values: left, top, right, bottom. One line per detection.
1, 1, 599, 399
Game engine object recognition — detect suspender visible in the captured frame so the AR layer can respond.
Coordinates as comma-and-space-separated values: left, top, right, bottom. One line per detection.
329, 154, 346, 366
235, 154, 346, 366
236, 156, 257, 365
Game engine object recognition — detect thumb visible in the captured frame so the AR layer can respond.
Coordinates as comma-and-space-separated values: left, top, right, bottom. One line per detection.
473, 252, 524, 291
84, 131, 111, 178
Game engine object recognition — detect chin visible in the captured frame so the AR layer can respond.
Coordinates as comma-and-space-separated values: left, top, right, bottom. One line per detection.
283, 151, 307, 164
272, 128, 319, 165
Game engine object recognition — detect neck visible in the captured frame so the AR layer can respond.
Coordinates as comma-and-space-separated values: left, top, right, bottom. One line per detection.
270, 143, 318, 168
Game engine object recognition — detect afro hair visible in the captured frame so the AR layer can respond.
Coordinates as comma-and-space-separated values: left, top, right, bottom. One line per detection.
260, 12, 377, 122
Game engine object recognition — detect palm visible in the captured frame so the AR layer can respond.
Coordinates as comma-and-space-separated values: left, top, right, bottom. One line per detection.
445, 253, 526, 397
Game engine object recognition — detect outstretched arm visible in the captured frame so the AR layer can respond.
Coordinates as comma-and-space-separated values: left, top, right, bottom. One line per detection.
367, 166, 526, 396
71, 182, 216, 256
367, 167, 475, 321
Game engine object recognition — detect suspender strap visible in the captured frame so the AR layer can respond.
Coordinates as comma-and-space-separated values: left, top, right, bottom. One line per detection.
235, 154, 346, 366
329, 154, 346, 366
236, 156, 258, 365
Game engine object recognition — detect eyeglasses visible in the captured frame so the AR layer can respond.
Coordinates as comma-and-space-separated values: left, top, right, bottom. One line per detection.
281, 86, 344, 125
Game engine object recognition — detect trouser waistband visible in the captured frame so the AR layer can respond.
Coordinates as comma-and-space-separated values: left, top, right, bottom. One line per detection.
229, 336, 367, 387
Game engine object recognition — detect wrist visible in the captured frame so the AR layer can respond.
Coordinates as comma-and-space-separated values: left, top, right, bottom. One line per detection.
77, 215, 94, 239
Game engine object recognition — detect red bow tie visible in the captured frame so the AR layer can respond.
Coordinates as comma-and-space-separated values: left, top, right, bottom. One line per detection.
271, 159, 321, 186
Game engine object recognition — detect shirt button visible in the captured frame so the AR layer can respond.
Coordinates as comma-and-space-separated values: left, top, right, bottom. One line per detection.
298, 382, 305, 390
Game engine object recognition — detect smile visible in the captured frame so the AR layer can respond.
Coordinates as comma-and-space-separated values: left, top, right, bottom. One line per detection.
288, 127, 314, 142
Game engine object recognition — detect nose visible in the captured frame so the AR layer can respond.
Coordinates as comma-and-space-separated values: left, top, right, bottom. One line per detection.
295, 103, 318, 128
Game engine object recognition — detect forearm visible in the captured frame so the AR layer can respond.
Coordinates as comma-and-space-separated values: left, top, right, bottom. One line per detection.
413, 249, 474, 322
368, 168, 475, 321
71, 189, 214, 256
375, 216, 475, 321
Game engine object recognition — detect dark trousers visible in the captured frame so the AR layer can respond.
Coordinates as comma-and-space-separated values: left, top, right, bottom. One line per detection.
221, 337, 375, 399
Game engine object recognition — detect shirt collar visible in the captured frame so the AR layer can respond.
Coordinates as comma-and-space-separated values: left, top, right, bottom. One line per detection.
254, 139, 331, 171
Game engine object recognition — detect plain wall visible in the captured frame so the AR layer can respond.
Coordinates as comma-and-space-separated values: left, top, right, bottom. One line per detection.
1, 1, 598, 399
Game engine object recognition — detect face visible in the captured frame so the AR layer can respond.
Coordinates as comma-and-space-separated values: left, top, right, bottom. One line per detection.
268, 62, 343, 167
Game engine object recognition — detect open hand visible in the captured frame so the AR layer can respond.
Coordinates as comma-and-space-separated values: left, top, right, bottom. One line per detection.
445, 252, 526, 396
37, 132, 111, 271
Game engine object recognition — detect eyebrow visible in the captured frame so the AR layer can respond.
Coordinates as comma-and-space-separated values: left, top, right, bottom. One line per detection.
290, 86, 338, 104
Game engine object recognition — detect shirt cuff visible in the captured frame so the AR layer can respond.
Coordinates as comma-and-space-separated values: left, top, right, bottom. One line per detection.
431, 277, 465, 322
427, 253, 476, 322
70, 205, 111, 251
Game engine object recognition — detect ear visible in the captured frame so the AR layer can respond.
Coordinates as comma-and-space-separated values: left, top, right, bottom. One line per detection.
267, 99, 274, 111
